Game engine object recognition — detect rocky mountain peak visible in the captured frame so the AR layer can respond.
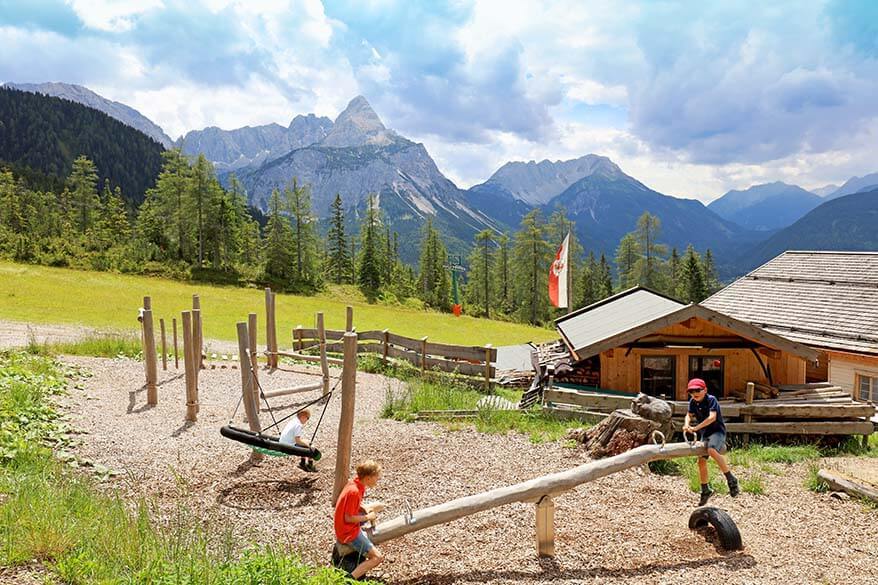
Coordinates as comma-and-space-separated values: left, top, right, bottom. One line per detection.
484, 154, 624, 205
320, 95, 395, 148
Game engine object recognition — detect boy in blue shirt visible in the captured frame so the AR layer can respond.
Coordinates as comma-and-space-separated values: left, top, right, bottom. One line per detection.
683, 378, 739, 505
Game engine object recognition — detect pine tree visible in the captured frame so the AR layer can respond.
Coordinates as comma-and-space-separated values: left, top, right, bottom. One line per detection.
614, 233, 641, 290
464, 229, 495, 317
703, 249, 720, 295
263, 188, 296, 282
578, 251, 599, 308
633, 211, 668, 290
669, 247, 681, 293
189, 154, 216, 267
284, 178, 319, 288
357, 194, 383, 299
493, 232, 511, 314
67, 156, 99, 234
597, 254, 613, 299
677, 245, 707, 303
326, 194, 351, 284
511, 210, 551, 324
417, 218, 451, 310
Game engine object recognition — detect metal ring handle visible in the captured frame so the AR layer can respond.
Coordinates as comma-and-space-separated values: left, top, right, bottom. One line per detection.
650, 430, 666, 448
683, 429, 697, 445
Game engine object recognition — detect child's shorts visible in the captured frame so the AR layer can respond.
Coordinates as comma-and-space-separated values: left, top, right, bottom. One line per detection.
701, 431, 727, 459
348, 530, 375, 556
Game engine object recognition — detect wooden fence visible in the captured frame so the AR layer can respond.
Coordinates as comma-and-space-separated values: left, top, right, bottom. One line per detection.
291, 326, 497, 387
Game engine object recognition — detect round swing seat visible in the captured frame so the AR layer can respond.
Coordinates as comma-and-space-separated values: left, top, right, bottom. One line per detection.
220, 425, 322, 460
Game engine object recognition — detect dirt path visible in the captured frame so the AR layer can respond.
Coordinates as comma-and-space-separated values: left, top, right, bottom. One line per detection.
59, 355, 877, 584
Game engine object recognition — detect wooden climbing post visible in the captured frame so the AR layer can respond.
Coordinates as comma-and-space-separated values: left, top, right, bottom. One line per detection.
382, 329, 389, 365
248, 313, 258, 385
172, 317, 178, 369
181, 311, 197, 421
265, 287, 277, 368
142, 296, 158, 406
346, 305, 354, 332
317, 312, 330, 395
535, 496, 555, 558
159, 318, 167, 371
333, 331, 358, 505
484, 344, 493, 390
236, 322, 263, 461
743, 382, 755, 447
192, 295, 203, 370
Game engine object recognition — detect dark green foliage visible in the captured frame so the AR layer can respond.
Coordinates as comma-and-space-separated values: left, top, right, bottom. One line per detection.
511, 210, 551, 324
0, 88, 163, 204
358, 194, 385, 299
263, 188, 296, 282
417, 218, 451, 310
677, 244, 708, 302
326, 194, 352, 284
464, 229, 494, 317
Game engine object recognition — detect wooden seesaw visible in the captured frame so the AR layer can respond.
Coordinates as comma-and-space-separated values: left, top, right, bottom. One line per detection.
364, 433, 742, 558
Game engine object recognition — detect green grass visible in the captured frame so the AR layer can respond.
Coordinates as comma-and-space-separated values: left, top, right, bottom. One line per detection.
0, 351, 371, 584
382, 376, 587, 443
0, 261, 553, 346
26, 332, 144, 359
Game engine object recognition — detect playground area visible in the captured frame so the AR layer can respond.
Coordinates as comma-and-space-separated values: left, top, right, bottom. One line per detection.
57, 351, 878, 584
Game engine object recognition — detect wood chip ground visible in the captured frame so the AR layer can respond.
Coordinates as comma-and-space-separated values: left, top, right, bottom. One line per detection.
58, 356, 877, 584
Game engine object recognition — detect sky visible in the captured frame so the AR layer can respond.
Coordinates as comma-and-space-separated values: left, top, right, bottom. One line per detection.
1, 0, 877, 202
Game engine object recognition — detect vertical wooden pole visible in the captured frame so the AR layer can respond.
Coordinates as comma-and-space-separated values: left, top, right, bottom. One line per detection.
192, 309, 202, 414
172, 317, 179, 369
192, 295, 203, 370
346, 305, 353, 332
333, 331, 358, 505
295, 325, 303, 351
265, 288, 277, 369
420, 336, 428, 375
535, 496, 555, 558
317, 312, 330, 395
142, 296, 158, 406
159, 318, 167, 371
484, 344, 493, 390
248, 313, 258, 385
236, 322, 263, 462
182, 311, 197, 421
382, 329, 389, 365
743, 381, 755, 448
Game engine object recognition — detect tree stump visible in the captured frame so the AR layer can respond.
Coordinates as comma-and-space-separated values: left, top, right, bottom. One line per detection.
571, 409, 661, 458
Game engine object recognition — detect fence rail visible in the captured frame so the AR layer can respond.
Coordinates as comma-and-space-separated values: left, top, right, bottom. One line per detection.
291, 326, 496, 385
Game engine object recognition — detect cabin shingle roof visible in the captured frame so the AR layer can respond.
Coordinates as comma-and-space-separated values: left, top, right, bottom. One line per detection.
703, 251, 878, 355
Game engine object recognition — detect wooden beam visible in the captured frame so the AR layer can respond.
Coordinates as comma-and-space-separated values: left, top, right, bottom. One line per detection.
261, 380, 324, 399
743, 382, 754, 447
371, 441, 708, 545
142, 296, 158, 405
236, 322, 262, 461
172, 317, 178, 369
333, 332, 358, 505
673, 420, 874, 435
159, 318, 167, 371
758, 347, 781, 360
817, 469, 878, 503
346, 305, 354, 332
317, 312, 330, 395
535, 496, 554, 558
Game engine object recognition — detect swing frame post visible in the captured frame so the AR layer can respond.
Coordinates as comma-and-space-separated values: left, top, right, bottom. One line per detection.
248, 313, 259, 386
333, 331, 358, 505
192, 295, 203, 370
142, 296, 158, 406
236, 322, 263, 461
182, 311, 197, 422
317, 312, 330, 395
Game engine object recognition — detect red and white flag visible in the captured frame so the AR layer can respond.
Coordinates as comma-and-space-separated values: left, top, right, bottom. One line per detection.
549, 232, 570, 308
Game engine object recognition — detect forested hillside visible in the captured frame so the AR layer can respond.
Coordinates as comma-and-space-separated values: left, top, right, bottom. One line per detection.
0, 88, 163, 203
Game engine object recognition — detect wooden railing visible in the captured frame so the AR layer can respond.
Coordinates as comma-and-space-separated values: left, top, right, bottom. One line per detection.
291, 326, 497, 387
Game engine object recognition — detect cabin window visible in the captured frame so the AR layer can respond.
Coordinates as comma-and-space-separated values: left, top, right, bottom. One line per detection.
858, 374, 878, 403
641, 356, 676, 398
689, 356, 724, 396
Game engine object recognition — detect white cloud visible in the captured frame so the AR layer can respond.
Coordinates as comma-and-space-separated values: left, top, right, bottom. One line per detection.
67, 0, 164, 32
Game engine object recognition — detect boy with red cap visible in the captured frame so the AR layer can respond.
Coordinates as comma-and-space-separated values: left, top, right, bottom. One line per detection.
683, 377, 739, 505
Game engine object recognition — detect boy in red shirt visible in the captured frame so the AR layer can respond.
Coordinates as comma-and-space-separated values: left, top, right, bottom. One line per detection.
333, 460, 385, 579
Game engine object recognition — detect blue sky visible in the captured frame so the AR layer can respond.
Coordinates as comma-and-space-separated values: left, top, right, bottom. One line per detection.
2, 0, 877, 201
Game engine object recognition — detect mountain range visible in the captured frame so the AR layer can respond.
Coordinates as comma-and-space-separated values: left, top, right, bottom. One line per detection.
3, 81, 877, 273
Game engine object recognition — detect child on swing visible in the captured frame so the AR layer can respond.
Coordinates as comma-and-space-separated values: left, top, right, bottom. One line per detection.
279, 408, 317, 472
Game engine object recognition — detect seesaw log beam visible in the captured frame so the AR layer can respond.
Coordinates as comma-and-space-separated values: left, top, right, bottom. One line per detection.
371, 441, 707, 547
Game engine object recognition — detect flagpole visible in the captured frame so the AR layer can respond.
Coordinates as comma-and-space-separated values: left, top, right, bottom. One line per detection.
566, 230, 573, 310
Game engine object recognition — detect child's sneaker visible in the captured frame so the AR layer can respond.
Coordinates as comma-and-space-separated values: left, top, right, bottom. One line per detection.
305, 461, 318, 473
298, 459, 309, 471
728, 477, 740, 497
698, 487, 713, 506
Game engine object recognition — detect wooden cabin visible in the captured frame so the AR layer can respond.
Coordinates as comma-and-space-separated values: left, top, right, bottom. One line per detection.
555, 287, 818, 401
704, 251, 878, 405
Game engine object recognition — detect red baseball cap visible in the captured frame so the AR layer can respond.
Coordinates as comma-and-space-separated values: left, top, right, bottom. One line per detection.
687, 378, 707, 391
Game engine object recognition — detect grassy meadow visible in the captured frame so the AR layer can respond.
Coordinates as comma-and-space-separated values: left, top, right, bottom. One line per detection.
0, 261, 554, 346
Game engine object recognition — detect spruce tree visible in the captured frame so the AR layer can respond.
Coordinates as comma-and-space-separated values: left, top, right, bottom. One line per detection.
464, 229, 495, 317
614, 233, 641, 290
357, 194, 383, 299
493, 232, 511, 314
284, 178, 319, 288
578, 251, 599, 308
633, 211, 668, 290
598, 254, 613, 299
677, 245, 707, 303
417, 218, 451, 310
326, 194, 351, 284
67, 156, 99, 234
511, 210, 551, 324
703, 249, 720, 295
263, 188, 296, 282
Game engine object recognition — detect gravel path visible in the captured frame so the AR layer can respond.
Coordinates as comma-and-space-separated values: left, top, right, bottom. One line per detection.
60, 356, 877, 584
